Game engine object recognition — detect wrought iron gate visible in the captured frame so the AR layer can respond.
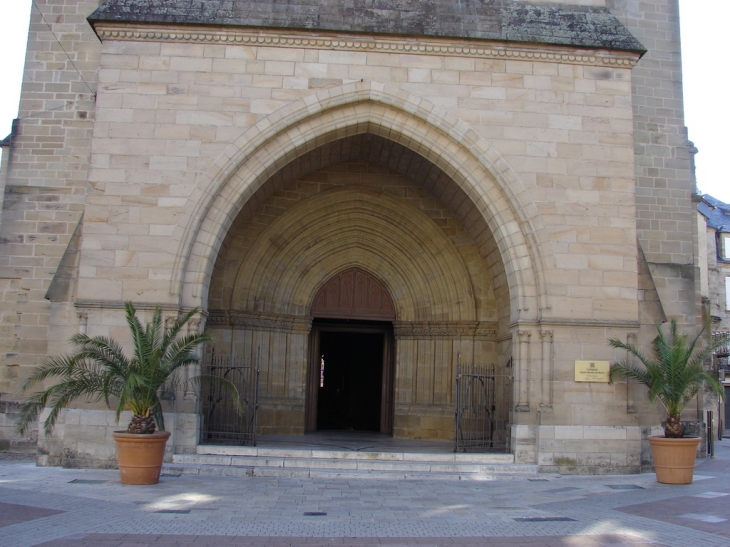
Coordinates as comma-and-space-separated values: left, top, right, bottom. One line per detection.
200, 351, 259, 446
455, 359, 512, 452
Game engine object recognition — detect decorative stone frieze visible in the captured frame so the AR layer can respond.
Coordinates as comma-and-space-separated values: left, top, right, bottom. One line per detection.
92, 24, 641, 68
208, 309, 312, 334
394, 321, 498, 340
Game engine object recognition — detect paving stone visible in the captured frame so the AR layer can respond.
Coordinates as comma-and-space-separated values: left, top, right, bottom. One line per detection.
0, 502, 64, 528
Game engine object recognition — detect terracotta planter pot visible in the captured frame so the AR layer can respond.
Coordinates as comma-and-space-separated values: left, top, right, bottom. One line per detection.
113, 430, 171, 485
648, 435, 700, 485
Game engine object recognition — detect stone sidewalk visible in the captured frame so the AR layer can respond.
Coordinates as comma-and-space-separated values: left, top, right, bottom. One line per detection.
3, 440, 730, 547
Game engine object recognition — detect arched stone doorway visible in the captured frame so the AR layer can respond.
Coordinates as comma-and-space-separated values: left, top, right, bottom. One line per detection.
306, 268, 396, 434
205, 133, 508, 440
181, 84, 548, 443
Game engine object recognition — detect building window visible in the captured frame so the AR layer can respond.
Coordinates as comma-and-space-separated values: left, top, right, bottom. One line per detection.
727, 277, 730, 311
720, 233, 730, 261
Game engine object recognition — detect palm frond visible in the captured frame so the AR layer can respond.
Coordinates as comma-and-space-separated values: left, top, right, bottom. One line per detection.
164, 332, 213, 369
609, 360, 653, 387
16, 302, 211, 436
164, 307, 200, 347
184, 374, 244, 414
609, 320, 725, 425
608, 338, 654, 371
17, 363, 112, 435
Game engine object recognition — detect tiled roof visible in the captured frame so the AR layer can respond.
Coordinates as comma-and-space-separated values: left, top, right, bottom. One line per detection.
699, 194, 730, 233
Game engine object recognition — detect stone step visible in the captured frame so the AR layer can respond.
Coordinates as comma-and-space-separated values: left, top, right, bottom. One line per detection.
195, 444, 515, 464
164, 461, 540, 481
168, 451, 539, 480
174, 453, 535, 474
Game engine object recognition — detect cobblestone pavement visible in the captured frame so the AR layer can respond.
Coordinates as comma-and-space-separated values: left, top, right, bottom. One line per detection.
4, 441, 730, 547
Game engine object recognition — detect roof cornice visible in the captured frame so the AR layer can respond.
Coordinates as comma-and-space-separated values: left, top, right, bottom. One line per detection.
92, 23, 642, 68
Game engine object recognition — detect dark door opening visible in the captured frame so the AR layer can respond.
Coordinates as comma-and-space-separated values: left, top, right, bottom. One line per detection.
306, 319, 395, 434
317, 330, 383, 431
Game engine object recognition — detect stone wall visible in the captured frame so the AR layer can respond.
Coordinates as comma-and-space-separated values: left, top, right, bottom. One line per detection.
536, 425, 643, 474
605, 0, 713, 446
0, 0, 698, 472
702, 224, 730, 331
77, 30, 641, 323
0, 0, 103, 450
606, 0, 700, 329
35, 408, 196, 467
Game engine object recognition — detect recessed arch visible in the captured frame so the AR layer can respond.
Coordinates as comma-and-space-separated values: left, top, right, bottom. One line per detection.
171, 81, 548, 323
227, 187, 477, 322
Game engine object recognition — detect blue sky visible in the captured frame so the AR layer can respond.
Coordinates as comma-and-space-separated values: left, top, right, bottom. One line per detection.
1, 0, 728, 202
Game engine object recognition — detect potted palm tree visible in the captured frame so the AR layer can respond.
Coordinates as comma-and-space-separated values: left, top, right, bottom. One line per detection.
15, 302, 232, 485
609, 320, 726, 484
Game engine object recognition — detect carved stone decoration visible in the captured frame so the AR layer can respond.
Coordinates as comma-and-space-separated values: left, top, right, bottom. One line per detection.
77, 311, 88, 335
90, 26, 643, 69
187, 317, 202, 334
207, 310, 233, 327
311, 268, 395, 321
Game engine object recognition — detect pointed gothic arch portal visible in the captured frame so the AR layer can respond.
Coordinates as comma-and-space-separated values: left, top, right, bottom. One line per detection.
306, 268, 396, 434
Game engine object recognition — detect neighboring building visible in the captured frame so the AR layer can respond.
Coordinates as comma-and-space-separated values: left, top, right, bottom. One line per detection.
0, 0, 711, 473
698, 194, 730, 332
698, 194, 730, 431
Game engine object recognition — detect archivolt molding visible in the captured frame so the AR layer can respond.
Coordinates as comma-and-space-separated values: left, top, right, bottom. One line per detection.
394, 321, 498, 340
172, 81, 549, 324
94, 24, 640, 67
229, 187, 477, 322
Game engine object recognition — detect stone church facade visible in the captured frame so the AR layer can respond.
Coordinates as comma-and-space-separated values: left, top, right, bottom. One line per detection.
0, 0, 707, 474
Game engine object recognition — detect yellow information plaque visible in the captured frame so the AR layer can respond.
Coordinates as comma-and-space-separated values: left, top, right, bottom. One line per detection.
574, 360, 610, 383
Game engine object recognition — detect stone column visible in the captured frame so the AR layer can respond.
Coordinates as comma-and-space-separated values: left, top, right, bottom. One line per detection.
515, 330, 531, 412
184, 316, 203, 401
539, 330, 553, 409
626, 332, 637, 414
